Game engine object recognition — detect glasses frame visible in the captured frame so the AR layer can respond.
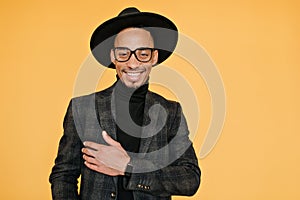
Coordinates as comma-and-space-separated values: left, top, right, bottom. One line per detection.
113, 47, 155, 63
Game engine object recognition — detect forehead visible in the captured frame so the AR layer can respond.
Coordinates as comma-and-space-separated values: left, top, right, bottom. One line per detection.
114, 28, 154, 48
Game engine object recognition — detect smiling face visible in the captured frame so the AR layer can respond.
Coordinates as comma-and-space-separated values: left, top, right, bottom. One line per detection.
110, 28, 158, 88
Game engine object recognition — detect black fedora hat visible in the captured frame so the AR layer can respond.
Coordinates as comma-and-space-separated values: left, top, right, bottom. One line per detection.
90, 7, 178, 68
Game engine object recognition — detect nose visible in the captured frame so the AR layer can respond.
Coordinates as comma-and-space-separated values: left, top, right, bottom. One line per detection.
126, 53, 140, 69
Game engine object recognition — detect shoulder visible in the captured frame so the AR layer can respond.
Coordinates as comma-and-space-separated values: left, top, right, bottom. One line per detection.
68, 85, 114, 112
72, 84, 114, 101
147, 90, 182, 112
147, 90, 177, 103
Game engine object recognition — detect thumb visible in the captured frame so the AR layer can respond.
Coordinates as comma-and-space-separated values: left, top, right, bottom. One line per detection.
102, 131, 119, 147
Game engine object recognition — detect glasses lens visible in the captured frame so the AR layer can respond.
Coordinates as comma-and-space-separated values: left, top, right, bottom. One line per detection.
135, 49, 152, 62
114, 48, 130, 62
114, 47, 153, 62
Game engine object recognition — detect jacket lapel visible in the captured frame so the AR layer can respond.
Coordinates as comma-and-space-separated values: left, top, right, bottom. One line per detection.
138, 92, 167, 156
95, 86, 117, 141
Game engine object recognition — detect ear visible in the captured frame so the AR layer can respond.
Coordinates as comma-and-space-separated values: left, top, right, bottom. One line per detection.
151, 50, 159, 66
110, 49, 116, 64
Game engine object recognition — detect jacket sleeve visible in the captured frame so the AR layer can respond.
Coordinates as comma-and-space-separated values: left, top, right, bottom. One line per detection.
123, 102, 201, 197
49, 100, 82, 200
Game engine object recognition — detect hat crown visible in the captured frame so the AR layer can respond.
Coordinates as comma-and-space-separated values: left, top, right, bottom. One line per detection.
118, 7, 140, 17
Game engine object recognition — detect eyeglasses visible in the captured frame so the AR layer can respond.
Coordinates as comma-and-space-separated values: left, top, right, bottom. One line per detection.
113, 47, 155, 63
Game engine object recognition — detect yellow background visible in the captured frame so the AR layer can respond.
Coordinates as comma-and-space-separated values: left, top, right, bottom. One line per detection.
1, 0, 299, 199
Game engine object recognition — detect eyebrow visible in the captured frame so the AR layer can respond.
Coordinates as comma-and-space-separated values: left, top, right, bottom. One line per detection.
114, 46, 154, 50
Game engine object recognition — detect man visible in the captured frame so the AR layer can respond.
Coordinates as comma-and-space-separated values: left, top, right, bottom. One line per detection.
49, 7, 201, 200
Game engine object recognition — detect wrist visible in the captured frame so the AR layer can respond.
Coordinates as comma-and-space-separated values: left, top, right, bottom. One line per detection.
124, 158, 133, 176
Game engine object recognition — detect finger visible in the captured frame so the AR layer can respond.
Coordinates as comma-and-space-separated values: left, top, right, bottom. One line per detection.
84, 161, 102, 172
83, 154, 101, 165
84, 161, 122, 176
102, 131, 120, 147
83, 141, 101, 151
82, 147, 97, 157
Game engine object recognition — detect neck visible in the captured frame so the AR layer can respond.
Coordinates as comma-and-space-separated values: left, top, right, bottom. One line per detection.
114, 79, 148, 103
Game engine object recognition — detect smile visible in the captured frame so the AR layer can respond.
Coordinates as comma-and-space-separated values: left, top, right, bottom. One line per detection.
122, 70, 145, 82
126, 72, 142, 76
123, 70, 145, 76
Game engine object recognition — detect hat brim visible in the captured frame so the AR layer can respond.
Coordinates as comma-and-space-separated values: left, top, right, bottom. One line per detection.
90, 12, 178, 68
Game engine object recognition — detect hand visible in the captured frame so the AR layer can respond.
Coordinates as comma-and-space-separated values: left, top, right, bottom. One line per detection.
82, 131, 130, 176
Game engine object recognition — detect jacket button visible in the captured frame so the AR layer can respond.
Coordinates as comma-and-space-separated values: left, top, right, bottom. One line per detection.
110, 192, 116, 198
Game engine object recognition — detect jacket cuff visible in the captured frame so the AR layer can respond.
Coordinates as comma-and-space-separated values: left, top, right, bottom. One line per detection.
124, 159, 133, 177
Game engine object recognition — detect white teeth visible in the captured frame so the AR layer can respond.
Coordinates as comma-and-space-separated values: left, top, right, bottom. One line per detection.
127, 72, 140, 76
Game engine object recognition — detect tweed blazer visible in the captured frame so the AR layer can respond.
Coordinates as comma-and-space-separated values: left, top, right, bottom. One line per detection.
49, 84, 201, 200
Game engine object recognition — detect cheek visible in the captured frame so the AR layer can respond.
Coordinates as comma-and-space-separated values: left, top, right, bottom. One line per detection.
145, 66, 152, 76
115, 66, 123, 78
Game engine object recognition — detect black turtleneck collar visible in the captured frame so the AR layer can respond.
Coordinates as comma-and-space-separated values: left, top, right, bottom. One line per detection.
113, 77, 149, 103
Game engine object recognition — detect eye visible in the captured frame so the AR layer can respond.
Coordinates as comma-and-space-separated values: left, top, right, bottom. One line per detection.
138, 49, 151, 58
140, 53, 149, 57
115, 49, 129, 58
118, 52, 128, 57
